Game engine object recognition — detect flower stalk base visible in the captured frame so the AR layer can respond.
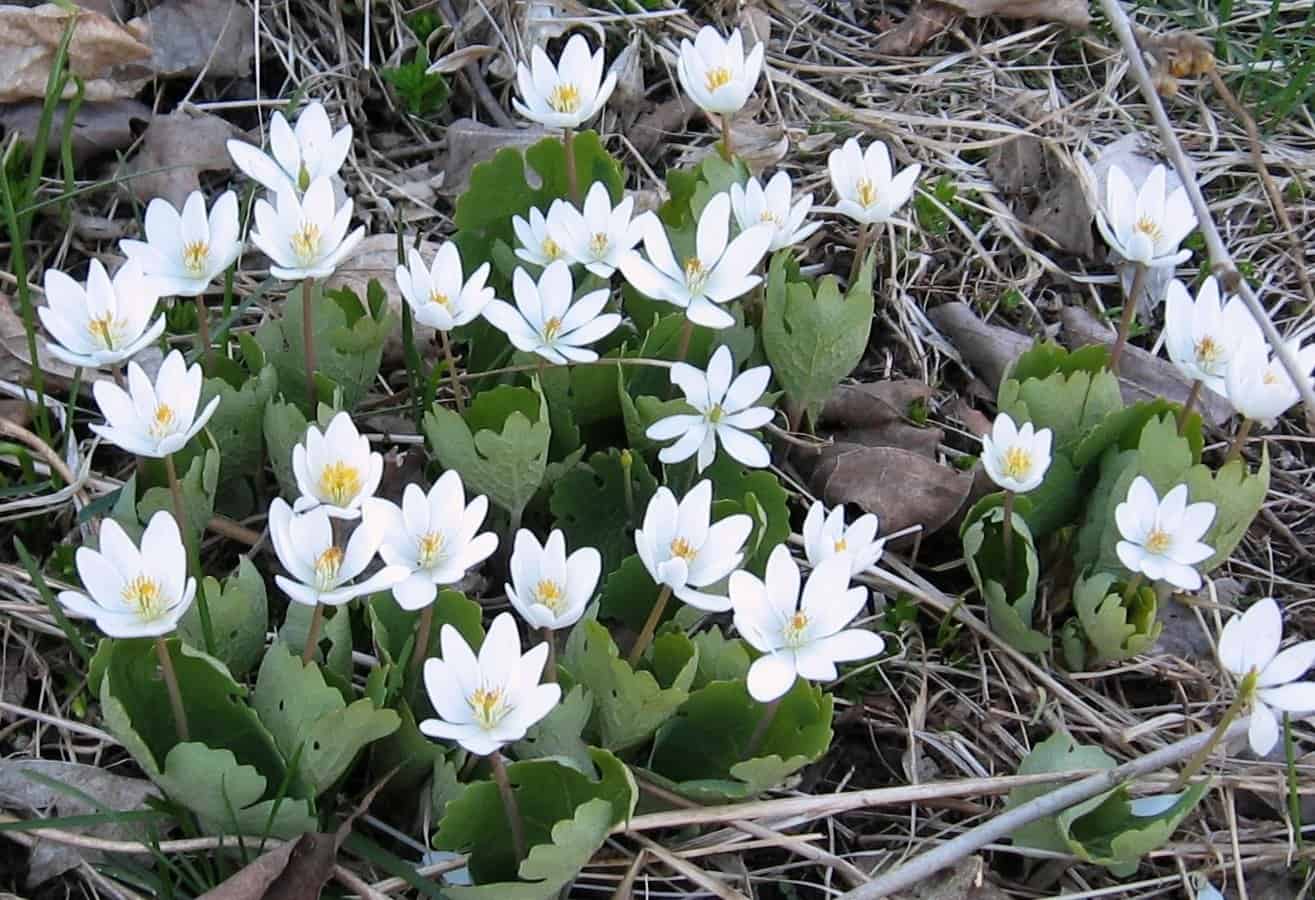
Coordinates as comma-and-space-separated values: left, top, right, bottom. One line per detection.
1108, 263, 1148, 373
1172, 668, 1257, 790
155, 637, 190, 742
746, 695, 782, 758
628, 584, 673, 666
408, 604, 436, 704
302, 604, 325, 665
302, 277, 318, 411
166, 452, 213, 655
489, 750, 528, 863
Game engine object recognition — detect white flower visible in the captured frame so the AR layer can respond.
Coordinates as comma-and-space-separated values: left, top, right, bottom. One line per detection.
40, 258, 165, 369
120, 191, 243, 297
1225, 339, 1315, 427
420, 612, 561, 756
1115, 476, 1215, 591
1217, 597, 1315, 756
57, 512, 195, 638
249, 177, 365, 281
90, 350, 220, 459
676, 26, 764, 116
730, 545, 884, 703
395, 242, 494, 332
1164, 277, 1266, 396
802, 502, 885, 577
1095, 164, 1197, 268
513, 202, 571, 269
268, 498, 407, 607
980, 413, 1053, 494
226, 100, 352, 197
647, 345, 773, 471
369, 472, 499, 611
553, 182, 645, 278
482, 260, 620, 364
506, 529, 600, 631
730, 172, 822, 252
619, 193, 772, 329
827, 138, 921, 226
513, 34, 616, 130
634, 480, 753, 612
291, 411, 384, 520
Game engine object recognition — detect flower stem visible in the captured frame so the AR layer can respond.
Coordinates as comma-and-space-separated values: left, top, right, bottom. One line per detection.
302, 277, 318, 412
620, 449, 636, 526
1177, 379, 1202, 434
165, 453, 213, 655
438, 329, 465, 414
193, 294, 211, 362
719, 113, 734, 161
1224, 417, 1254, 465
563, 128, 579, 205
628, 584, 673, 666
1121, 572, 1144, 604
543, 627, 557, 684
675, 318, 695, 364
849, 223, 876, 286
1172, 668, 1257, 790
302, 604, 325, 665
489, 750, 528, 864
1108, 263, 1148, 373
1000, 491, 1016, 588
408, 603, 435, 705
1284, 712, 1306, 861
155, 637, 190, 742
746, 695, 783, 758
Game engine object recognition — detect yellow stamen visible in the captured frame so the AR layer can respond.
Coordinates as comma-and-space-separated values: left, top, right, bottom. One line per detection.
542, 316, 563, 343
1133, 215, 1163, 242
417, 531, 445, 568
783, 611, 809, 647
181, 240, 210, 275
1263, 370, 1280, 386
834, 538, 848, 553
759, 210, 782, 225
1001, 446, 1033, 481
548, 83, 582, 114
534, 579, 565, 613
314, 546, 344, 589
1194, 335, 1224, 369
428, 290, 450, 307
291, 221, 321, 265
542, 237, 562, 260
318, 460, 362, 507
684, 257, 709, 295
704, 67, 733, 92
856, 178, 879, 209
122, 574, 167, 620
589, 232, 610, 257
1145, 528, 1172, 555
88, 313, 118, 350
669, 537, 697, 561
150, 404, 176, 439
706, 404, 725, 424
470, 685, 508, 729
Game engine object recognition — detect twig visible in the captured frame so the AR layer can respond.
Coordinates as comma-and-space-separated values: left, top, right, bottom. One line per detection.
0, 415, 85, 502
630, 833, 749, 900
838, 718, 1250, 898
1097, 0, 1315, 416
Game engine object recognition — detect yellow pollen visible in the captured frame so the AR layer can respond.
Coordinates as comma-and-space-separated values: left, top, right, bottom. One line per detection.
122, 574, 167, 620
428, 290, 450, 307
684, 257, 709, 294
669, 537, 697, 561
834, 538, 848, 553
1001, 446, 1033, 480
150, 404, 176, 439
181, 240, 209, 275
291, 221, 321, 264
548, 83, 582, 114
1145, 528, 1172, 555
1263, 370, 1280, 385
589, 232, 609, 257
1133, 215, 1163, 242
759, 210, 782, 225
1195, 335, 1224, 367
856, 178, 879, 208
469, 686, 508, 729
541, 237, 562, 260
783, 611, 809, 647
314, 546, 344, 588
417, 531, 445, 568
534, 579, 565, 613
704, 66, 733, 91
88, 313, 118, 350
542, 316, 563, 343
318, 460, 362, 506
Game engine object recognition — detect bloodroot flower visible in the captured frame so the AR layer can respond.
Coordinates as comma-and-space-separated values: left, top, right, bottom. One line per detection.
268, 499, 406, 607
291, 411, 383, 520
1115, 476, 1215, 592
1217, 597, 1315, 755
1095, 164, 1196, 268
40, 259, 165, 370
675, 25, 764, 116
226, 100, 352, 197
90, 350, 220, 459
634, 480, 753, 612
828, 138, 921, 226
802, 502, 885, 577
506, 529, 600, 631
1164, 277, 1265, 396
980, 413, 1052, 494
395, 242, 494, 332
249, 177, 364, 281
482, 261, 620, 364
120, 191, 243, 297
512, 34, 616, 130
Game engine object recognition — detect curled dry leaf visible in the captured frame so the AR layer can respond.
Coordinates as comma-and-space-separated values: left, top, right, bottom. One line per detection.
877, 0, 1089, 55
119, 108, 239, 208
0, 3, 152, 102
988, 136, 1094, 257
0, 98, 150, 164
927, 302, 1035, 394
425, 44, 498, 75
130, 0, 256, 79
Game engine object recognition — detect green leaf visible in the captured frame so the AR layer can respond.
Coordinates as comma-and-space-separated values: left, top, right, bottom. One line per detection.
137, 449, 219, 547
961, 506, 1049, 654
690, 626, 751, 688
178, 557, 267, 679
1057, 782, 1208, 876
762, 250, 873, 424
252, 643, 399, 797
278, 603, 354, 687
1071, 570, 1162, 666
199, 364, 278, 484
1006, 731, 1117, 855
645, 677, 833, 801
513, 685, 594, 774
434, 748, 636, 886
597, 553, 662, 631
262, 395, 310, 499
619, 385, 690, 456
998, 342, 1124, 454
423, 382, 550, 518
537, 363, 582, 458
381, 58, 450, 116
703, 455, 789, 575
1186, 450, 1269, 573
373, 701, 452, 808
549, 449, 657, 576
561, 618, 696, 752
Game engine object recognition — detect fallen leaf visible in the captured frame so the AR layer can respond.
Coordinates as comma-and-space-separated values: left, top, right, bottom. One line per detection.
875, 1, 959, 54
0, 3, 152, 102
926, 302, 1035, 394
727, 119, 788, 171
0, 98, 149, 164
425, 44, 497, 75
196, 841, 299, 900
131, 0, 255, 79
631, 97, 696, 160
877, 0, 1089, 55
0, 759, 159, 888
816, 381, 943, 458
1057, 305, 1234, 426
440, 118, 548, 196
987, 136, 1093, 257
890, 856, 1010, 899
1025, 169, 1095, 258
811, 443, 974, 538
119, 108, 239, 208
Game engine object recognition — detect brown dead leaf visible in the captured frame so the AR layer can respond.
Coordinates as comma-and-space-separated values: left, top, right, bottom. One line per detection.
876, 2, 959, 55
890, 856, 1010, 899
197, 840, 299, 900
810, 443, 974, 538
816, 381, 943, 458
131, 0, 255, 79
425, 44, 497, 76
0, 3, 152, 102
631, 97, 696, 160
727, 120, 788, 172
987, 136, 1094, 257
927, 302, 1035, 393
440, 118, 549, 196
120, 109, 238, 208
877, 0, 1089, 54
0, 98, 149, 164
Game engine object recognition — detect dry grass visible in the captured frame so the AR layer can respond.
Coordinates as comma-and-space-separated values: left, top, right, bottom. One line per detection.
3, 0, 1315, 897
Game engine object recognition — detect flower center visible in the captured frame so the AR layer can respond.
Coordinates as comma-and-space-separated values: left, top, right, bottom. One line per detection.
669, 537, 697, 561
1001, 446, 1033, 480
548, 83, 582, 114
417, 531, 445, 568
122, 574, 167, 620
534, 578, 566, 613
1133, 215, 1163, 242
313, 546, 344, 590
834, 538, 848, 553
542, 316, 563, 343
181, 240, 210, 275
684, 257, 710, 295
291, 221, 321, 265
589, 232, 609, 258
1194, 335, 1225, 369
706, 404, 725, 424
1145, 528, 1172, 555
318, 460, 362, 506
856, 178, 879, 209
149, 403, 176, 439
428, 290, 450, 307
783, 611, 809, 648
541, 237, 562, 260
469, 685, 510, 729
87, 313, 121, 350
759, 210, 782, 225
704, 66, 733, 91
1263, 369, 1280, 386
